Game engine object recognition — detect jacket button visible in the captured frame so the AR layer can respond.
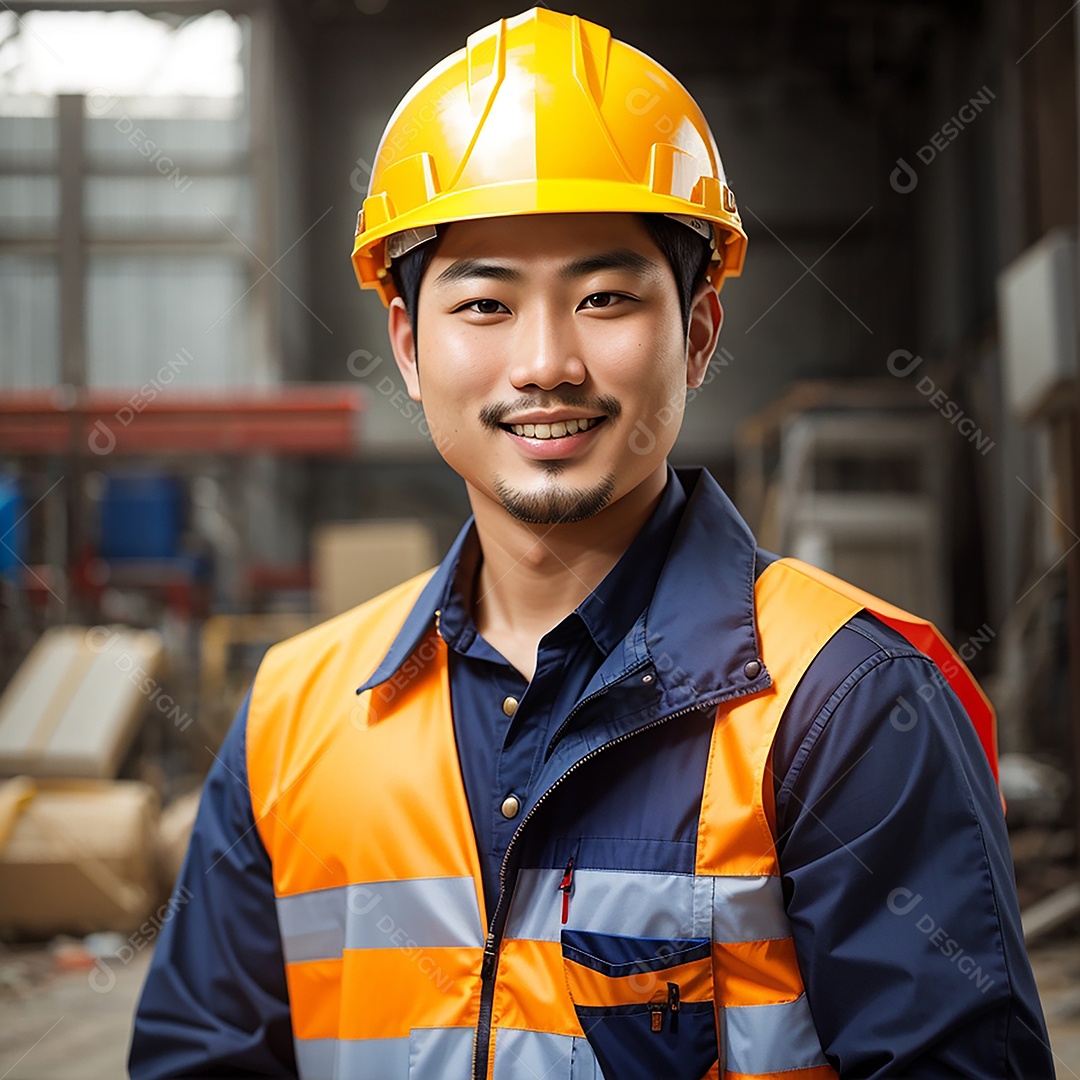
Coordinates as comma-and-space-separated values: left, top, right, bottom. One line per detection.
743, 659, 762, 680
502, 696, 519, 717
501, 794, 521, 819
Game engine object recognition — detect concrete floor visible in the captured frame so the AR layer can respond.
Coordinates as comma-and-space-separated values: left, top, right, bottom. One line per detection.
1031, 942, 1080, 1079
0, 940, 1078, 1078
0, 944, 152, 1079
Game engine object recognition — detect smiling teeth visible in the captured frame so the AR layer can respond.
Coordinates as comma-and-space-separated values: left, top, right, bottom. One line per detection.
510, 417, 600, 439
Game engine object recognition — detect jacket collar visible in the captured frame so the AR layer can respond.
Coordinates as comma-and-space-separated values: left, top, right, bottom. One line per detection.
638, 466, 770, 711
356, 466, 769, 704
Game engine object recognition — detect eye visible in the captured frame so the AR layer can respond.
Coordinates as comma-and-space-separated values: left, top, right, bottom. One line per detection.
578, 292, 630, 310
454, 298, 510, 315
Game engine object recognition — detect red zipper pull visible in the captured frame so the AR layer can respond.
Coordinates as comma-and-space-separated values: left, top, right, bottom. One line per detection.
649, 1003, 665, 1032
559, 855, 574, 924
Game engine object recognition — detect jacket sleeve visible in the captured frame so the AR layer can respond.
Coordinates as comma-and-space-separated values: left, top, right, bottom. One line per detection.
128, 691, 297, 1078
774, 625, 1054, 1079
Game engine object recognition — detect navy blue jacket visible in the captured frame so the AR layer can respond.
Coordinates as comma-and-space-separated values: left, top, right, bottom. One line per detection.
129, 466, 1054, 1078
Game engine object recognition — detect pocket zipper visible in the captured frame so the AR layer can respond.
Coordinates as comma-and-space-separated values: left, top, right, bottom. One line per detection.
649, 983, 680, 1033
559, 855, 574, 924
649, 1003, 665, 1032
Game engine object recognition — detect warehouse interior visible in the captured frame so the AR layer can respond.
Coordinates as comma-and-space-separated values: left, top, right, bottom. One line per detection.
1, 0, 1080, 1074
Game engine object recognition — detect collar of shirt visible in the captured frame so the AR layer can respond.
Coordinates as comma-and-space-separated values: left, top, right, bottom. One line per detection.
356, 466, 770, 706
436, 464, 687, 664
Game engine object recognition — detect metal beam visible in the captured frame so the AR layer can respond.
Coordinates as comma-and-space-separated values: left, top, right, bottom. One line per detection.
57, 94, 84, 390
0, 387, 366, 456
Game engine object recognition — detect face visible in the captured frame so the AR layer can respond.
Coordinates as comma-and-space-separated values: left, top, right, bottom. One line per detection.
387, 213, 722, 526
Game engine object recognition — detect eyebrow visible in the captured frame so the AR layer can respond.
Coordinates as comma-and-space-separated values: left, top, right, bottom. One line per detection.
557, 248, 660, 281
431, 247, 661, 288
432, 260, 524, 287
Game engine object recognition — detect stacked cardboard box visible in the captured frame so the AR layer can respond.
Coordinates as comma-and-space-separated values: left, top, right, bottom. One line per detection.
0, 777, 159, 936
0, 626, 166, 937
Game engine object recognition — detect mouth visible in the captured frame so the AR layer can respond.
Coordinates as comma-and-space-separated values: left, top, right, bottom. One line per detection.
499, 416, 606, 441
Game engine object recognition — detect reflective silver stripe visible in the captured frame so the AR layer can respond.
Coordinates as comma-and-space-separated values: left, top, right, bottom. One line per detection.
493, 1029, 599, 1079
408, 1026, 475, 1079
724, 994, 828, 1075
295, 1030, 475, 1080
278, 887, 347, 965
277, 877, 484, 963
294, 1036, 337, 1080
338, 1036, 410, 1077
506, 869, 697, 941
505, 869, 790, 945
712, 875, 790, 943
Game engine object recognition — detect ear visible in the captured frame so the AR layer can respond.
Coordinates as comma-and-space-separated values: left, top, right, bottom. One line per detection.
388, 297, 421, 401
686, 281, 723, 389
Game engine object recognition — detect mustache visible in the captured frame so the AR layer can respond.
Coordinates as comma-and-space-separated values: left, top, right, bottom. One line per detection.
479, 393, 622, 430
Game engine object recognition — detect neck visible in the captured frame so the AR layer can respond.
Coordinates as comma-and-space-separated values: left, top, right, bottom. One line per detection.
466, 464, 669, 672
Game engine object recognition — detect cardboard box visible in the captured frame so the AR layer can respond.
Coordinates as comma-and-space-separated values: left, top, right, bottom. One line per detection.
0, 777, 160, 937
0, 625, 164, 779
313, 520, 438, 620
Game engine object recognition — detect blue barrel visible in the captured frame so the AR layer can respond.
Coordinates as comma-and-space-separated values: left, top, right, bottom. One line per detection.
100, 473, 184, 560
0, 475, 26, 577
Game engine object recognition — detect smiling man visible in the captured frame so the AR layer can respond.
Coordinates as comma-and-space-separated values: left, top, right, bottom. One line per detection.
129, 8, 1053, 1080
386, 212, 720, 681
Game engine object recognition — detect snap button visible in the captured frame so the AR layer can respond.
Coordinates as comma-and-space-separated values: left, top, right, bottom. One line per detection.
500, 794, 521, 819
743, 659, 762, 680
502, 695, 519, 717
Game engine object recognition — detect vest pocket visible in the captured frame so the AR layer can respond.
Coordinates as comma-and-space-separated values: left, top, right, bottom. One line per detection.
560, 929, 719, 1080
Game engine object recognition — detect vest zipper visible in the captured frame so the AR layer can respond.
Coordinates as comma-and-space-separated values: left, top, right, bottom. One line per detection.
471, 675, 632, 1080
470, 677, 765, 1080
543, 659, 651, 758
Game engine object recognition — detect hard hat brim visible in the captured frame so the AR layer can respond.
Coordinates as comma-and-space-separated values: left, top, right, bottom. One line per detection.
352, 179, 747, 306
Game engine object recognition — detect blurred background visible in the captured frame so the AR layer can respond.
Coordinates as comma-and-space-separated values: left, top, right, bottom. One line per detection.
1, 0, 1080, 1075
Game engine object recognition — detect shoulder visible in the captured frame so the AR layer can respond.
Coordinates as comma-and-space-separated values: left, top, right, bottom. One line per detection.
244, 568, 436, 793
255, 568, 435, 692
756, 549, 949, 780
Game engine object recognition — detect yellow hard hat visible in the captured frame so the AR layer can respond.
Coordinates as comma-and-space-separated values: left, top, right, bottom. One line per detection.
351, 7, 747, 306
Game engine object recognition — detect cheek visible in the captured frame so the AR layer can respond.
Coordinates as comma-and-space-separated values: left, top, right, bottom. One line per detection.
417, 341, 480, 411
601, 324, 685, 401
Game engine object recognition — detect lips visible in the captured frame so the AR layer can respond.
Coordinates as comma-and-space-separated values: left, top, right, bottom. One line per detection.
496, 414, 608, 460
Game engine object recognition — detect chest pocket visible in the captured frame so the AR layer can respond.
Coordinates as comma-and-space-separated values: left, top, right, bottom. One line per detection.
561, 929, 720, 1080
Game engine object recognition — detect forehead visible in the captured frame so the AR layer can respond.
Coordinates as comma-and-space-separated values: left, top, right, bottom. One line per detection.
428, 212, 664, 267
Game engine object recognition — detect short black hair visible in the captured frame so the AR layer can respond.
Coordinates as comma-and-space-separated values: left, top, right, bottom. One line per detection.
387, 213, 714, 348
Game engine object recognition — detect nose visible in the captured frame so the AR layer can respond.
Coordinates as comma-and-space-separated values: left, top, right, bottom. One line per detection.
507, 304, 587, 391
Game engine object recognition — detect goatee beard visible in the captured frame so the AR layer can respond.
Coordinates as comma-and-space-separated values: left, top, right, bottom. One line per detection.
492, 472, 616, 524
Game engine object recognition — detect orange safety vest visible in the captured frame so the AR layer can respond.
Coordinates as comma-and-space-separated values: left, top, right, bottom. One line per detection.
246, 557, 996, 1080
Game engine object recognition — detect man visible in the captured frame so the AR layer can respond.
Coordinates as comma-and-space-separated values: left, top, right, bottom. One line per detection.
129, 8, 1053, 1079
